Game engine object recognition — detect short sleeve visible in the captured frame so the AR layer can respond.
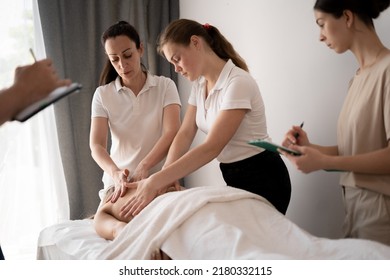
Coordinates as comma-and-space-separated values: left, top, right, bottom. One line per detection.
188, 87, 197, 106
384, 83, 390, 141
163, 79, 182, 107
220, 75, 257, 111
91, 88, 108, 118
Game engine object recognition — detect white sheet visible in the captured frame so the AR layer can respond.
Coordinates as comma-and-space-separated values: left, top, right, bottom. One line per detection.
37, 186, 390, 260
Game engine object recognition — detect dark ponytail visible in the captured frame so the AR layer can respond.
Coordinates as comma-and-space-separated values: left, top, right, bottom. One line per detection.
314, 0, 390, 26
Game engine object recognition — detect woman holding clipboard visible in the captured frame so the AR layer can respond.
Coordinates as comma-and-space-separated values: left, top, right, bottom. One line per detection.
281, 0, 390, 246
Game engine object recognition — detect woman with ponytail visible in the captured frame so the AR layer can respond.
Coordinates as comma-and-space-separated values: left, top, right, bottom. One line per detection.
282, 0, 390, 245
118, 19, 292, 217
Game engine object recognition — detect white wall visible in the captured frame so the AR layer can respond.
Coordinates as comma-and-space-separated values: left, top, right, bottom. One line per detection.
178, 0, 390, 238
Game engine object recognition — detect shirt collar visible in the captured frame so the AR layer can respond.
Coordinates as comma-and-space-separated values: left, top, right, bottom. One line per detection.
114, 76, 123, 93
198, 59, 235, 91
214, 59, 235, 90
114, 72, 156, 94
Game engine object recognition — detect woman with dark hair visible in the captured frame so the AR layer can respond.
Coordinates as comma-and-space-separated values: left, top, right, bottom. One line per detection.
119, 19, 292, 216
282, 0, 390, 245
89, 21, 181, 204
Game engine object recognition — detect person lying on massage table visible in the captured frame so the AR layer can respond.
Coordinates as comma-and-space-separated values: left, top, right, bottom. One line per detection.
94, 177, 178, 259
91, 182, 390, 260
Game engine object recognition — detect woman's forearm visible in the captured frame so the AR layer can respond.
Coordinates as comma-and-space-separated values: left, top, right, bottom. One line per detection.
151, 141, 221, 189
0, 86, 24, 125
91, 144, 120, 177
310, 144, 339, 156
325, 145, 390, 174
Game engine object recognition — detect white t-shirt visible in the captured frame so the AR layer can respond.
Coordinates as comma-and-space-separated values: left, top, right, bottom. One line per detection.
91, 73, 181, 189
188, 60, 269, 163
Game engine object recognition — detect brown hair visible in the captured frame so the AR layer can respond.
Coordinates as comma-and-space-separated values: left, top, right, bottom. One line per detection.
157, 19, 249, 72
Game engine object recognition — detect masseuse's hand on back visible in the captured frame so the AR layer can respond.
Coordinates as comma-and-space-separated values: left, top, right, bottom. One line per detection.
109, 169, 130, 203
110, 165, 151, 203
118, 177, 160, 218
118, 175, 180, 218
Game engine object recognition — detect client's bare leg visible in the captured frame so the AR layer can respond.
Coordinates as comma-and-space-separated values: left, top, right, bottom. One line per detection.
94, 207, 127, 241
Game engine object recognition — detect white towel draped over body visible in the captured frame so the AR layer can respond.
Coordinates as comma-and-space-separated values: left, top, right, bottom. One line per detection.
37, 186, 390, 260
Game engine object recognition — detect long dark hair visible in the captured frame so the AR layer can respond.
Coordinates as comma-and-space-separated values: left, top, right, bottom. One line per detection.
314, 0, 390, 27
99, 21, 144, 85
157, 19, 249, 72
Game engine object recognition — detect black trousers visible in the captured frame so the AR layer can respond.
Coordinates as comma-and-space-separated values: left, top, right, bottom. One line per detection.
0, 245, 4, 260
220, 150, 291, 214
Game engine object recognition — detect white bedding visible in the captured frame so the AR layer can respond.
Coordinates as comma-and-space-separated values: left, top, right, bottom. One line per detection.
37, 186, 390, 260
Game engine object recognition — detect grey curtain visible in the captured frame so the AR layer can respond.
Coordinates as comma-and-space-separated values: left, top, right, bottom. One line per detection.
37, 0, 179, 219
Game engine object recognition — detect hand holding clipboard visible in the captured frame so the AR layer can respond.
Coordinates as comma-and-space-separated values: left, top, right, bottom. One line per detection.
12, 49, 82, 122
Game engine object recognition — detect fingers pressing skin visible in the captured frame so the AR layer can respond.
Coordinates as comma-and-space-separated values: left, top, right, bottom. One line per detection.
119, 169, 131, 197
104, 192, 114, 203
118, 180, 182, 218
109, 189, 121, 203
120, 193, 152, 218
119, 180, 159, 218
110, 169, 131, 203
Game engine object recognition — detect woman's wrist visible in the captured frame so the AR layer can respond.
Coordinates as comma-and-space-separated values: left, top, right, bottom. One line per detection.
138, 160, 151, 172
4, 84, 27, 118
148, 173, 165, 193
109, 167, 121, 180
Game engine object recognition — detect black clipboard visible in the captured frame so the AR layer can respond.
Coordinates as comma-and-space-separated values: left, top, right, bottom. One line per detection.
14, 83, 82, 122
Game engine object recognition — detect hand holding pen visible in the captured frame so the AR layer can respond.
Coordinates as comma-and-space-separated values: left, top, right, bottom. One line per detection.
29, 48, 37, 62
279, 122, 329, 173
281, 121, 309, 148
294, 122, 304, 140
13, 49, 71, 104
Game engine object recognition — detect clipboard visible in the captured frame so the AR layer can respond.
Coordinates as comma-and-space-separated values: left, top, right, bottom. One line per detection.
248, 139, 301, 156
14, 82, 82, 122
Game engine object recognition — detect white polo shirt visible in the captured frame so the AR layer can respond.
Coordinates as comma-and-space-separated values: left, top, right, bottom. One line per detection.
188, 60, 269, 163
91, 73, 181, 188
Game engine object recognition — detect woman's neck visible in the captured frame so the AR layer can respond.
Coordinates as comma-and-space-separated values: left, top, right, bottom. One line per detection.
203, 55, 227, 93
121, 70, 146, 95
351, 30, 386, 72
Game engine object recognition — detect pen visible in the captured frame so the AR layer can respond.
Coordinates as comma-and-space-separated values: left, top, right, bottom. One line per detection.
294, 121, 304, 138
29, 48, 37, 62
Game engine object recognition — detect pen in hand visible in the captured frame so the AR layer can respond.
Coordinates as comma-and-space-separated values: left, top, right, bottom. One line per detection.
29, 48, 37, 62
294, 121, 304, 139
